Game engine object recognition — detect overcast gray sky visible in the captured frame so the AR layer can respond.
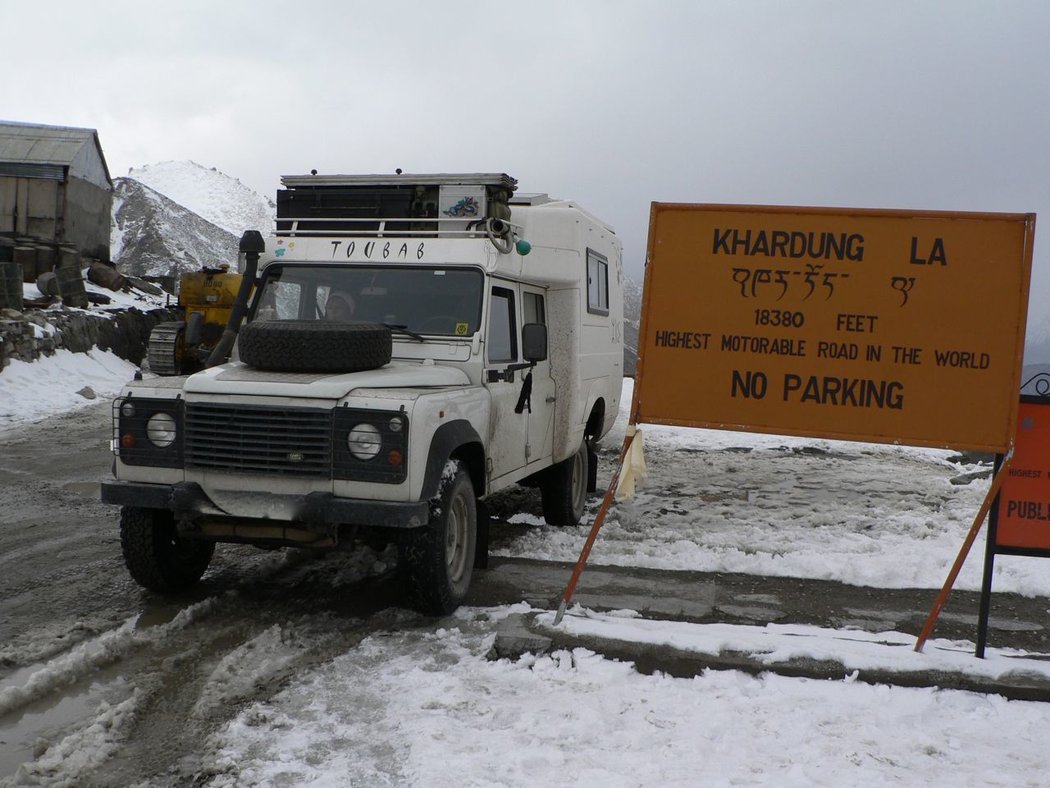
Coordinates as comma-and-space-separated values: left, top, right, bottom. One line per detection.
6, 2, 1050, 312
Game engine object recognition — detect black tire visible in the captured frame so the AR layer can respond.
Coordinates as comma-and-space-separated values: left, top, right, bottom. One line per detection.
540, 441, 589, 526
398, 461, 477, 615
119, 506, 214, 593
237, 320, 392, 373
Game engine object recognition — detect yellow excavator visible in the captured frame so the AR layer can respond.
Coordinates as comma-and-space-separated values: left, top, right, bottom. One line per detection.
147, 266, 244, 375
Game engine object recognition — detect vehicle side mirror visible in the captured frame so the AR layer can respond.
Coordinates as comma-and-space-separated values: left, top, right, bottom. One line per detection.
522, 322, 548, 362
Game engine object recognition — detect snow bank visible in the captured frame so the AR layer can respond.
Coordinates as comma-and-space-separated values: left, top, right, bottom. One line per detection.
205, 610, 1049, 787
0, 348, 138, 431
544, 608, 1050, 681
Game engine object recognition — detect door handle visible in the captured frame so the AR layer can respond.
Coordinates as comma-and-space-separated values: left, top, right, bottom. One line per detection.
486, 368, 515, 383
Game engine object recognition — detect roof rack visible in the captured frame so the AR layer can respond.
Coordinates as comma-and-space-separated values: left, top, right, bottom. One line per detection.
280, 173, 517, 190
275, 172, 519, 238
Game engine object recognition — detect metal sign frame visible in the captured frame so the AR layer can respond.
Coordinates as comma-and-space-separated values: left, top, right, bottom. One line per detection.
977, 394, 1050, 657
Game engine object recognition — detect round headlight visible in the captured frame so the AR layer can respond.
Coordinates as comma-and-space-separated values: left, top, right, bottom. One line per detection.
146, 412, 177, 448
347, 423, 382, 460
120, 401, 136, 418
389, 416, 404, 433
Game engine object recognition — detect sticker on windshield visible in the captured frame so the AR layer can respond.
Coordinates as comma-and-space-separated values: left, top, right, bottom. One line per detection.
455, 322, 470, 336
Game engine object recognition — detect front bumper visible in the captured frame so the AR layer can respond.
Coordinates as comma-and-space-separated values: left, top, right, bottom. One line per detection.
100, 479, 429, 529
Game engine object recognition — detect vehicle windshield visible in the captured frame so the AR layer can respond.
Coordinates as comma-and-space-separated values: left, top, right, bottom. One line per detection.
251, 264, 484, 337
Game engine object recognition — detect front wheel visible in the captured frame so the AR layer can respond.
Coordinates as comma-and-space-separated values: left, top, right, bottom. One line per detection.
119, 507, 214, 593
540, 441, 589, 526
398, 461, 477, 615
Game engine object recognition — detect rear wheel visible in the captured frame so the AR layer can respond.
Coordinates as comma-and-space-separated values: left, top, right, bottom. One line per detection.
119, 506, 214, 593
540, 441, 589, 525
399, 461, 477, 615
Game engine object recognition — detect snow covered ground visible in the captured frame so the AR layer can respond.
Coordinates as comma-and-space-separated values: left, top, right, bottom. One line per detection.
3, 357, 1049, 785
203, 607, 1049, 788
0, 278, 165, 433
499, 379, 1043, 596
0, 348, 137, 431
193, 381, 1050, 786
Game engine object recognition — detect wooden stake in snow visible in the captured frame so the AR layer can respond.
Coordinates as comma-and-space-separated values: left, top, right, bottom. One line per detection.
914, 448, 1014, 653
553, 423, 640, 626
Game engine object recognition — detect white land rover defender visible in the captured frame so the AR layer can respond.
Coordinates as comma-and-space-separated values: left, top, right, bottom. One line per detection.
101, 173, 623, 614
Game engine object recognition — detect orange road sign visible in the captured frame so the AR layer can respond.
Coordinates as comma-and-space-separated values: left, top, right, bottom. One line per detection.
993, 398, 1050, 551
635, 204, 1035, 452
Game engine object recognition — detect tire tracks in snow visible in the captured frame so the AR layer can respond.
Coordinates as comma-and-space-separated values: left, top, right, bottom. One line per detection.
0, 536, 408, 785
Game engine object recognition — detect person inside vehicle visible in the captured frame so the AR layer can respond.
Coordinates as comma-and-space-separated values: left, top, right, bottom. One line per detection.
325, 290, 355, 321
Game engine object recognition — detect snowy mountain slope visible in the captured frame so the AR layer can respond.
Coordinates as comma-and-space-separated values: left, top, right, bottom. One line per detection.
126, 160, 275, 238
111, 178, 238, 278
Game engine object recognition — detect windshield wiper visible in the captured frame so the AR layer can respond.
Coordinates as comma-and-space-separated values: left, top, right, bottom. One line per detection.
385, 323, 425, 343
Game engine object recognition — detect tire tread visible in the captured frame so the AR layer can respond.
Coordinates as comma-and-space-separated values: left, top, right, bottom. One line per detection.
540, 443, 589, 526
120, 506, 214, 593
398, 462, 476, 615
238, 320, 392, 373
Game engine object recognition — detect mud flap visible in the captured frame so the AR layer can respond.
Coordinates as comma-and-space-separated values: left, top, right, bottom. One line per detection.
474, 499, 490, 570
586, 441, 598, 493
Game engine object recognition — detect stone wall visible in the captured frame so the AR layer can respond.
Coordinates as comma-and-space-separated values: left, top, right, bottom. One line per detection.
0, 307, 177, 371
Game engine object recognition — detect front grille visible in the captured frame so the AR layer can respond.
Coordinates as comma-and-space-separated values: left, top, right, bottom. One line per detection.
185, 403, 333, 476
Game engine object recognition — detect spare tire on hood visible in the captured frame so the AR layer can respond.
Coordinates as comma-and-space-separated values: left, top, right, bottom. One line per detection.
237, 320, 392, 373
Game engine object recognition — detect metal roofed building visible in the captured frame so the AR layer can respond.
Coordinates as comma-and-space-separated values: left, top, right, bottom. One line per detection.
0, 120, 113, 260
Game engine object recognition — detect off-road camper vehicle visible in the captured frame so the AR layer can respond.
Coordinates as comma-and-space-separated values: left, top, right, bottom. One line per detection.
101, 172, 624, 614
